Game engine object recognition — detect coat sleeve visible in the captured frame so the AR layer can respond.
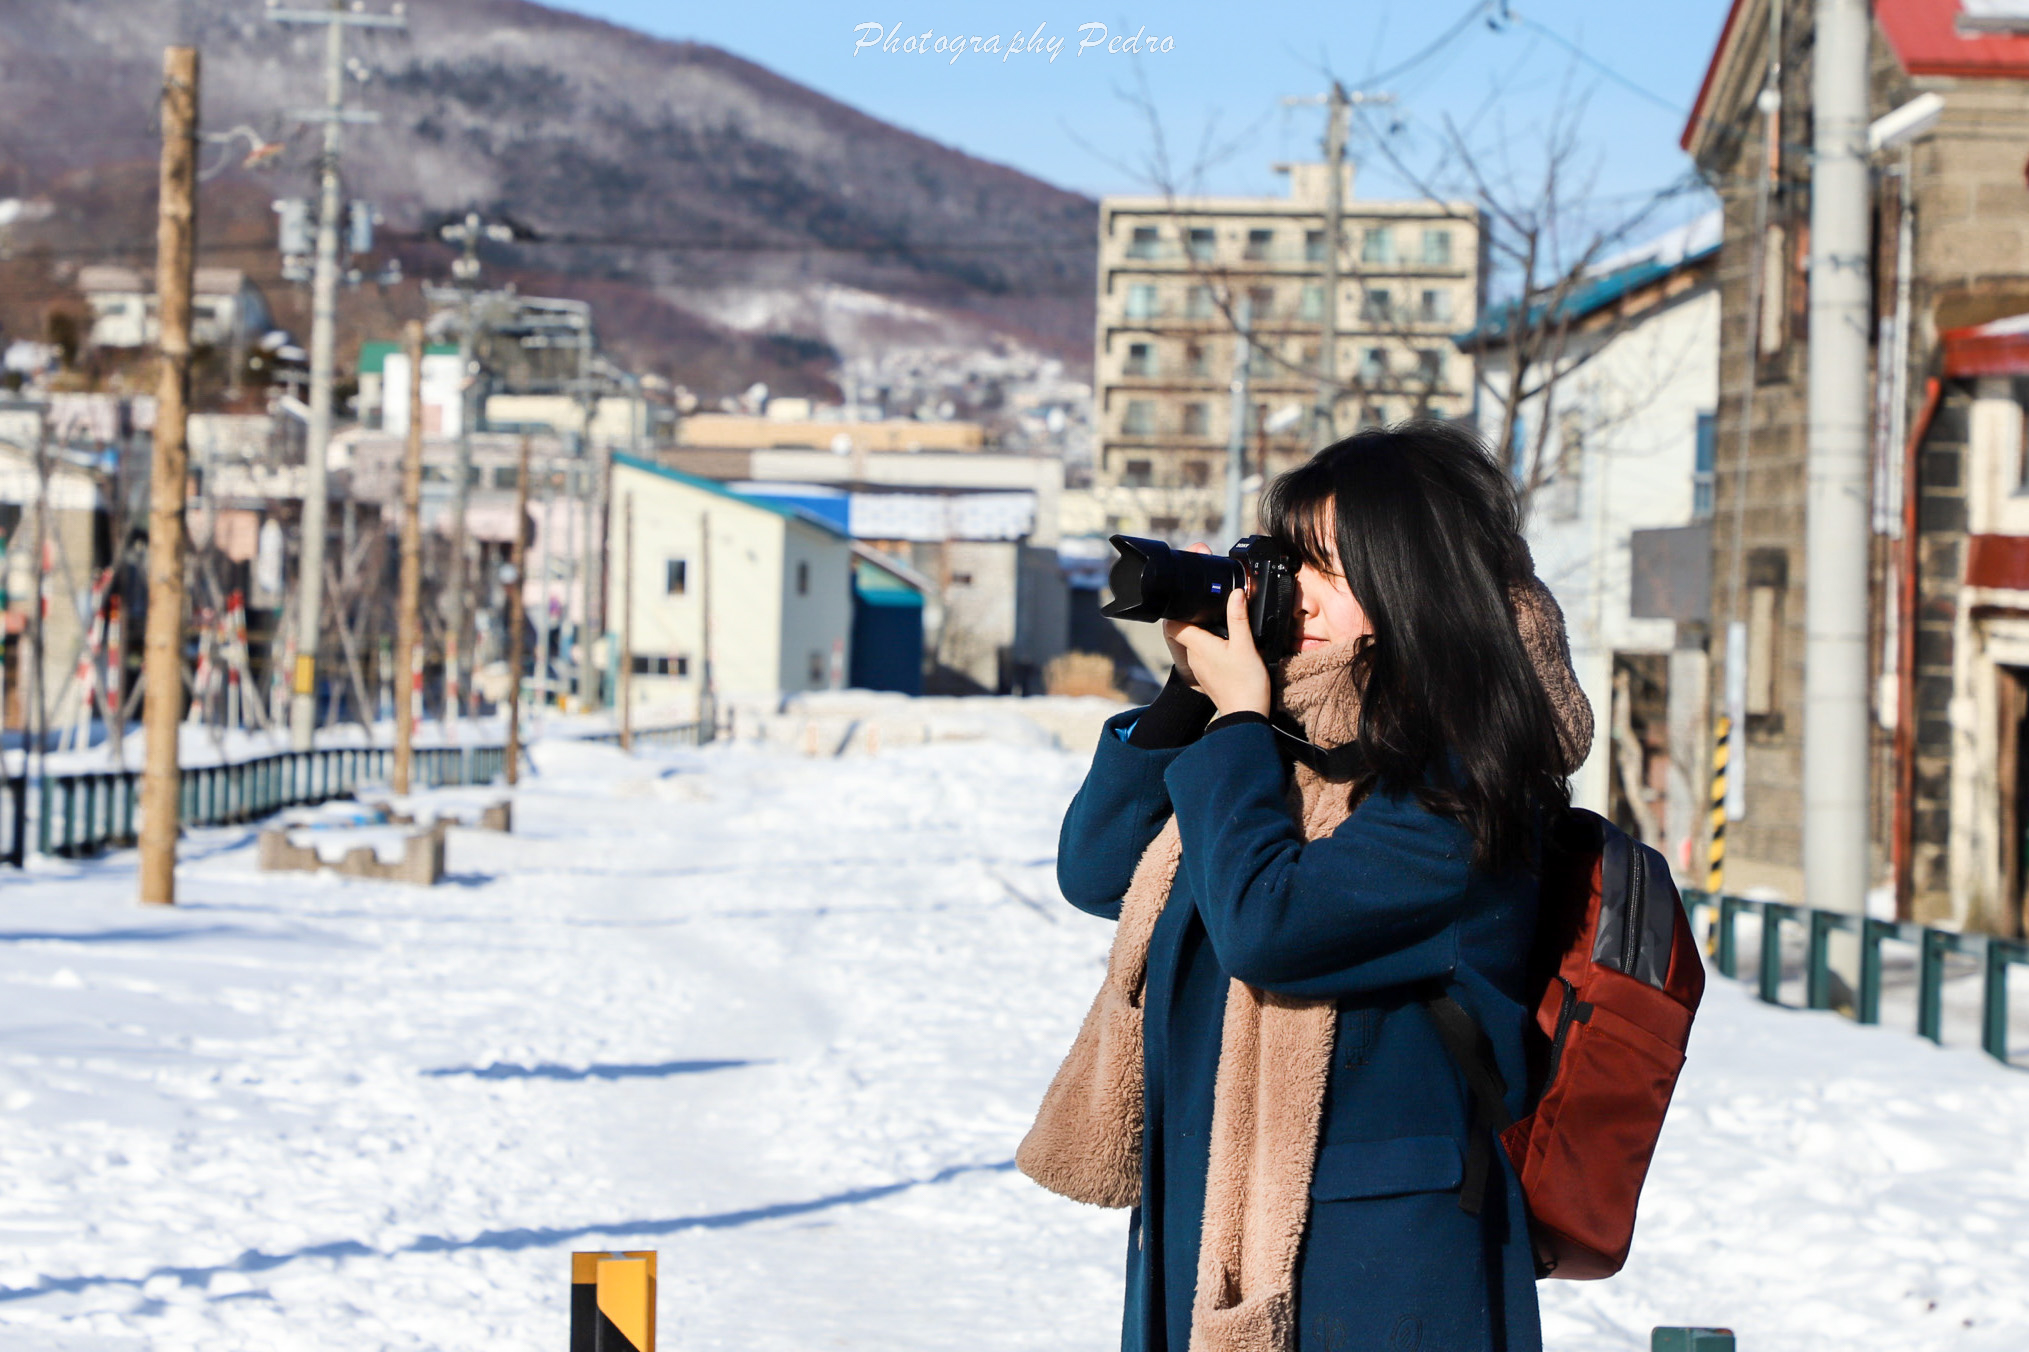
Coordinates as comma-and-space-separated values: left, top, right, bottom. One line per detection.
1055, 704, 1200, 921
1161, 720, 1475, 998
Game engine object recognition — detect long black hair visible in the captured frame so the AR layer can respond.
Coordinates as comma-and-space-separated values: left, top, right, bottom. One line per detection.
1262, 419, 1571, 872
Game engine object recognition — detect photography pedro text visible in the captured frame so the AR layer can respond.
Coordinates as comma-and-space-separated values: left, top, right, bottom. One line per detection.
852, 21, 1176, 64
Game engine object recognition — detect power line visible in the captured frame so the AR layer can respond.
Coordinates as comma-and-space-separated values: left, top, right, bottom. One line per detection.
1505, 13, 1687, 117
1360, 1, 1497, 90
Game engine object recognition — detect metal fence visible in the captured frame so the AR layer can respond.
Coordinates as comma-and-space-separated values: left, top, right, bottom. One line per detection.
1683, 889, 2029, 1065
2, 772, 25, 869
579, 720, 720, 749
17, 744, 509, 861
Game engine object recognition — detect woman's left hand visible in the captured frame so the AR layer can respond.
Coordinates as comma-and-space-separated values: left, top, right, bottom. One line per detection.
1167, 584, 1271, 721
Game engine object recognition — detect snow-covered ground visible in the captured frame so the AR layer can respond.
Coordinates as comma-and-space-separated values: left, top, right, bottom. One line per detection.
0, 730, 2025, 1350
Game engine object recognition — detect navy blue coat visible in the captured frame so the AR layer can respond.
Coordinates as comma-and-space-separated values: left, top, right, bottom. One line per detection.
1057, 704, 1543, 1352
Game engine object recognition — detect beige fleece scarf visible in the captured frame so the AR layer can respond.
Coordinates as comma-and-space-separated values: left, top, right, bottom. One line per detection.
1017, 576, 1593, 1352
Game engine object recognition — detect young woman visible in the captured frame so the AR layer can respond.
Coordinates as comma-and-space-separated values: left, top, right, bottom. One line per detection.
1021, 422, 1594, 1352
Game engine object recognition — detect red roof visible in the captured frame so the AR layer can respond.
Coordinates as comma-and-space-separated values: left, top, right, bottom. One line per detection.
1941, 313, 2029, 376
1683, 0, 2029, 151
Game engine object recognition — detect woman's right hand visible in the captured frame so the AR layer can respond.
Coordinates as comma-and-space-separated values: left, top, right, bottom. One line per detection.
1161, 543, 1217, 690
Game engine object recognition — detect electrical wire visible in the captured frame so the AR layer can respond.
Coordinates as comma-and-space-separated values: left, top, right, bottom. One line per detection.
1507, 13, 1687, 117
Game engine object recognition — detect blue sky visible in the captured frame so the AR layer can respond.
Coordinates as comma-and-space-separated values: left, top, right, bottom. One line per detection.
550, 1, 1733, 239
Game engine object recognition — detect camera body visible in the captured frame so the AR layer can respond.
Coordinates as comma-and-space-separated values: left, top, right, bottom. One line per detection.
1101, 533, 1299, 658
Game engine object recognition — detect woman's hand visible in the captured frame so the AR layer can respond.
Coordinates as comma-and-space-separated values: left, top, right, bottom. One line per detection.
1168, 582, 1271, 721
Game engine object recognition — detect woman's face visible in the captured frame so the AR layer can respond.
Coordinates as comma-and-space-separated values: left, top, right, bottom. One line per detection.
1291, 512, 1373, 653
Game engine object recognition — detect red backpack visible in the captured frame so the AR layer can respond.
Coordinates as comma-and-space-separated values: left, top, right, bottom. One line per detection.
1422, 807, 1706, 1279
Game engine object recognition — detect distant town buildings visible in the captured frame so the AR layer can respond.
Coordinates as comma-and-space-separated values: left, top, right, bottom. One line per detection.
76, 265, 270, 353
1089, 161, 1482, 541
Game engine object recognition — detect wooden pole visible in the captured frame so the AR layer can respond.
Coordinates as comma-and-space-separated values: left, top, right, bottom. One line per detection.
392, 319, 425, 795
506, 433, 530, 783
139, 46, 198, 906
619, 492, 633, 752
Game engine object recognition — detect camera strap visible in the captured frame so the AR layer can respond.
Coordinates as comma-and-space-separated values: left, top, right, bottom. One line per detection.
1268, 719, 1367, 781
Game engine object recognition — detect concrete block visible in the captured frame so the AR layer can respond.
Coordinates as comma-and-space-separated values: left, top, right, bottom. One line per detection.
257, 819, 446, 886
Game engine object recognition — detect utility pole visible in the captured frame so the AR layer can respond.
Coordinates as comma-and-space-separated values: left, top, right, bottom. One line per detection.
1805, 0, 1874, 935
1284, 84, 1390, 450
269, 0, 404, 752
619, 492, 634, 752
392, 320, 425, 795
140, 46, 198, 907
1223, 295, 1254, 542
506, 433, 531, 782
435, 213, 506, 728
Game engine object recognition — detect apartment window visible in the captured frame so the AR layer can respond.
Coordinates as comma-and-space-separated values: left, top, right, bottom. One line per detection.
1360, 402, 1387, 429
1359, 348, 1388, 384
1693, 411, 1717, 520
1362, 287, 1393, 323
1415, 348, 1445, 385
1185, 285, 1216, 320
630, 654, 691, 677
1245, 285, 1275, 321
1299, 284, 1325, 322
492, 466, 518, 490
1125, 282, 1159, 321
1123, 457, 1154, 487
1418, 288, 1453, 324
1187, 227, 1216, 261
796, 560, 810, 595
1124, 342, 1156, 377
1185, 341, 1211, 378
1149, 515, 1182, 535
950, 572, 974, 587
665, 559, 687, 595
809, 651, 826, 687
1181, 459, 1211, 488
1305, 229, 1328, 264
1362, 226, 1394, 265
1122, 399, 1156, 436
1127, 224, 1161, 259
1181, 402, 1210, 437
1421, 228, 1453, 266
1244, 227, 1275, 261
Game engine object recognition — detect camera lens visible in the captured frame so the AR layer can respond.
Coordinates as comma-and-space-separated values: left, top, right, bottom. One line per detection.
1101, 535, 1246, 632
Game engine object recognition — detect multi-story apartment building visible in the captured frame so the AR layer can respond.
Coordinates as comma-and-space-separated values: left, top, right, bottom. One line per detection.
1089, 162, 1482, 541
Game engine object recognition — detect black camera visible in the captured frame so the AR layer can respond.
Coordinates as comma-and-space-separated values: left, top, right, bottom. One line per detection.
1101, 534, 1299, 657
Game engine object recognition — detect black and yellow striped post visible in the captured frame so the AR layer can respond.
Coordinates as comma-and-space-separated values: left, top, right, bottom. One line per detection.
1707, 713, 1730, 894
572, 1251, 656, 1352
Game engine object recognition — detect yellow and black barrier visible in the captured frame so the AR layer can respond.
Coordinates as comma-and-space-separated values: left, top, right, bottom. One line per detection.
1706, 713, 1729, 895
572, 1251, 657, 1352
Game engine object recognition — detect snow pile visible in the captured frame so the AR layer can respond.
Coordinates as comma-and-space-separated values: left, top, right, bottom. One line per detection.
0, 733, 2024, 1350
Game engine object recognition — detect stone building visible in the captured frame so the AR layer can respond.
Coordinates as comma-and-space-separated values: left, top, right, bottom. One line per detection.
1683, 0, 2029, 930
1091, 162, 1482, 541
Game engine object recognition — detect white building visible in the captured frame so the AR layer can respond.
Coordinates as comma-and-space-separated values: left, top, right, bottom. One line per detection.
1464, 224, 1720, 871
76, 266, 270, 353
607, 454, 853, 712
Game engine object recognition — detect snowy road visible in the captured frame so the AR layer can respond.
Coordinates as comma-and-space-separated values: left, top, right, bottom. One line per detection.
0, 731, 2025, 1350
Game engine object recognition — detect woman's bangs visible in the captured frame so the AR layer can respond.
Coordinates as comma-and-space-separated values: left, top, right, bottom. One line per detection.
1263, 465, 1339, 573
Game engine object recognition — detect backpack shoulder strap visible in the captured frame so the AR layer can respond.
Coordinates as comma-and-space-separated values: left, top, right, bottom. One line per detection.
1419, 986, 1513, 1218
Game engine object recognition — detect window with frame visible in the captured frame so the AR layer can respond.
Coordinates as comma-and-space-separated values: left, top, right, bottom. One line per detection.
1418, 288, 1453, 324
1415, 348, 1445, 385
1127, 224, 1161, 259
1362, 227, 1394, 265
1299, 284, 1325, 322
1123, 458, 1154, 487
1185, 342, 1210, 378
1244, 228, 1275, 261
1421, 228, 1453, 266
1181, 402, 1210, 437
1185, 285, 1215, 320
796, 560, 810, 595
1305, 229, 1328, 263
1181, 459, 1211, 488
1187, 227, 1216, 261
1693, 411, 1717, 520
1124, 342, 1156, 377
1122, 400, 1156, 437
1245, 285, 1275, 321
1362, 287, 1393, 323
1744, 549, 1788, 733
1359, 348, 1388, 384
1124, 283, 1159, 321
665, 559, 687, 595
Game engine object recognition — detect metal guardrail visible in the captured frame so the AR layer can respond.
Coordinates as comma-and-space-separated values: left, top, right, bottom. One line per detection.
13, 744, 508, 862
1684, 889, 2029, 1065
579, 720, 719, 749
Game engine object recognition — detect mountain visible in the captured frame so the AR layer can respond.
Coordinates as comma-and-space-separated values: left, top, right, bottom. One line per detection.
0, 0, 1098, 415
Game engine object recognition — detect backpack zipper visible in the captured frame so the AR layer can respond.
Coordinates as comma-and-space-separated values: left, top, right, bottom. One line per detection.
1623, 842, 1648, 975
